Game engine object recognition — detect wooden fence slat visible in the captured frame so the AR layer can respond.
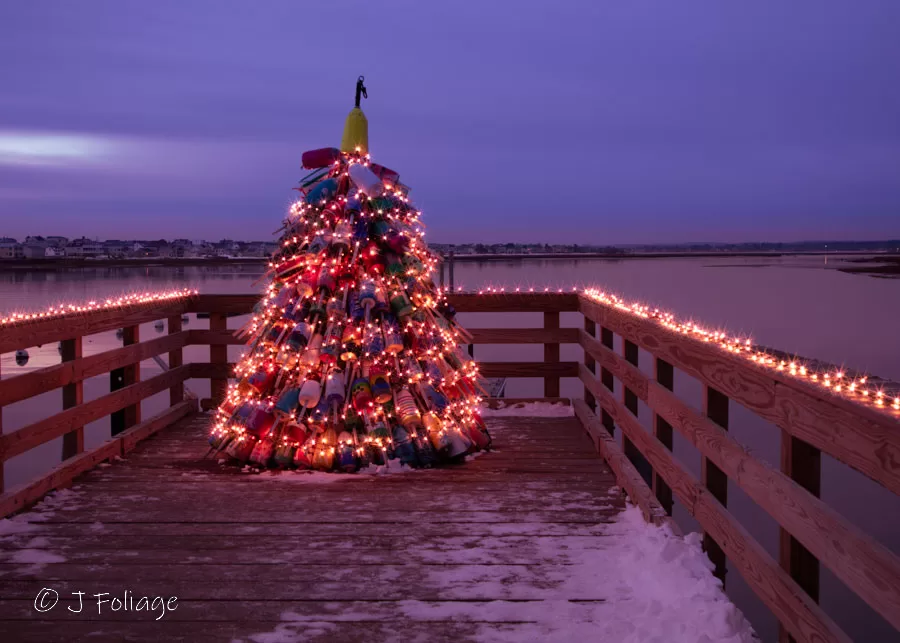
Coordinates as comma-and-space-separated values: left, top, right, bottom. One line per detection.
621, 339, 653, 485
779, 433, 822, 643
0, 331, 190, 407
0, 365, 192, 462
470, 327, 578, 344
121, 325, 141, 430
584, 317, 597, 411
579, 366, 851, 643
578, 294, 900, 496
703, 385, 730, 583
579, 328, 900, 631
543, 312, 561, 397
600, 326, 616, 436
654, 357, 674, 515
60, 337, 84, 460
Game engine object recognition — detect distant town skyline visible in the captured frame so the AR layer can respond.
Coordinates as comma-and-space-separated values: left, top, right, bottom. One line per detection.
2, 3, 899, 243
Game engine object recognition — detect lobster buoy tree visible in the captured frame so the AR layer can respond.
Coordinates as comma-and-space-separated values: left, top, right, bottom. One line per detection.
208, 77, 492, 473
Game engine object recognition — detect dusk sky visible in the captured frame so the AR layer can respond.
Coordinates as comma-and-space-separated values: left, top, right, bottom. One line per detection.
1, 2, 899, 244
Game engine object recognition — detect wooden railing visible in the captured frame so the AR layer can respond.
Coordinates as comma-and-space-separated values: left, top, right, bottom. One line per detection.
1, 291, 898, 642
576, 293, 900, 643
0, 293, 580, 516
186, 292, 581, 409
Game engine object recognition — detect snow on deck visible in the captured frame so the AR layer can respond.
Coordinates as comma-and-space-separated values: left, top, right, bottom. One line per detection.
0, 409, 753, 642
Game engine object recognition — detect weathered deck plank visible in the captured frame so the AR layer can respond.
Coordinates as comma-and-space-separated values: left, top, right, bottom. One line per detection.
0, 412, 627, 641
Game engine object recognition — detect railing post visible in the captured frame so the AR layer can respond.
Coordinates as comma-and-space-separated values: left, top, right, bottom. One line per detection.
599, 327, 615, 436
111, 325, 140, 436
778, 434, 821, 643
168, 315, 184, 406
653, 358, 674, 515
703, 386, 729, 584
209, 312, 228, 406
60, 337, 84, 460
543, 311, 560, 397
583, 316, 596, 411
622, 339, 652, 485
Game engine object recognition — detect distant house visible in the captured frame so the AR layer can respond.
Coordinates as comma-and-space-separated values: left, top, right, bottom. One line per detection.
45, 236, 68, 247
103, 240, 128, 258
21, 244, 52, 259
0, 239, 23, 259
65, 238, 104, 258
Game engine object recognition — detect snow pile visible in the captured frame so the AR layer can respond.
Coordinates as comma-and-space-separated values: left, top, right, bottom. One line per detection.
406, 506, 755, 643
481, 401, 573, 417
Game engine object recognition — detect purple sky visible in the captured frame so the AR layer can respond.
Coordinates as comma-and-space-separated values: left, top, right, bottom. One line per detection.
1, 1, 899, 244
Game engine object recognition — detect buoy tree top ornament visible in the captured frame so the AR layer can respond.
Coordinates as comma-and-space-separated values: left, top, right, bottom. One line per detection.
208, 77, 491, 473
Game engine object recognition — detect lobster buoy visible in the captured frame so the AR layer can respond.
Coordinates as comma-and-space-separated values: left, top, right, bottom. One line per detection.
305, 178, 339, 205
301, 147, 341, 169
348, 163, 384, 198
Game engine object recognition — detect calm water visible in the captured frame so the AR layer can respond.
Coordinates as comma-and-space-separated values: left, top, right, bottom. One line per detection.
1, 257, 898, 642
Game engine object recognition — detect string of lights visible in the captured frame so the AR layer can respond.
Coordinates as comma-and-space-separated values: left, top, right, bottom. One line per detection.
0, 289, 198, 327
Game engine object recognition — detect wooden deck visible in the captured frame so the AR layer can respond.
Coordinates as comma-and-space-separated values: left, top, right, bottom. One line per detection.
0, 411, 626, 642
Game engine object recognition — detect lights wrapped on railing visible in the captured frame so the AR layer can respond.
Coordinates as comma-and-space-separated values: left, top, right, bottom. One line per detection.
581, 287, 899, 415
0, 289, 198, 327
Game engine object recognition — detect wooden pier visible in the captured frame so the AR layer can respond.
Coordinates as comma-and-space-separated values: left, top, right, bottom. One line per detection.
1, 292, 899, 642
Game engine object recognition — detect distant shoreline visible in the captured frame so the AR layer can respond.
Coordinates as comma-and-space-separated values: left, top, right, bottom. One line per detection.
0, 250, 898, 271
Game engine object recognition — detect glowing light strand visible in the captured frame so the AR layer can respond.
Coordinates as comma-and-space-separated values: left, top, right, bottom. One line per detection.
0, 289, 198, 327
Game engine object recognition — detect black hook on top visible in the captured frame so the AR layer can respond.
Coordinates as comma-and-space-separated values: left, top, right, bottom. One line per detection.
355, 75, 367, 108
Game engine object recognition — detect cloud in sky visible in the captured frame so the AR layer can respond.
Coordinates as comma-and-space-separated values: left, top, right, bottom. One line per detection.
0, 1, 899, 242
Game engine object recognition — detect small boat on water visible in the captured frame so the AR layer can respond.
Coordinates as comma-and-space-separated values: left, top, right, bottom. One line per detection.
115, 328, 124, 341
154, 320, 165, 332
15, 349, 29, 366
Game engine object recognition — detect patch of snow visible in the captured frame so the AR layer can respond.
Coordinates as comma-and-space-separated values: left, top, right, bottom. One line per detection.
0, 519, 39, 536
10, 549, 66, 565
481, 402, 574, 417
400, 505, 755, 643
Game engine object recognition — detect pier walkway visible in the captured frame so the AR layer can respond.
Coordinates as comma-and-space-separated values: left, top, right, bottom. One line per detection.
0, 411, 749, 642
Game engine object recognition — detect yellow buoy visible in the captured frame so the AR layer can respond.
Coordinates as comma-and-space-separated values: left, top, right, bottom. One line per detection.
340, 76, 369, 154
